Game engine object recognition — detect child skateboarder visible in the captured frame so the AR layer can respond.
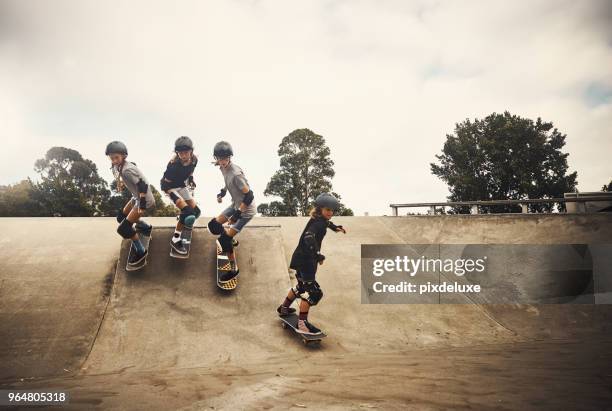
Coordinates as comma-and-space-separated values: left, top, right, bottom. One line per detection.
160, 136, 201, 255
207, 141, 255, 282
106, 141, 156, 267
277, 193, 347, 335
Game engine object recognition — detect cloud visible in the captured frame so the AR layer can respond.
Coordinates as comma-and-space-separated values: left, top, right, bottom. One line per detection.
0, 0, 610, 215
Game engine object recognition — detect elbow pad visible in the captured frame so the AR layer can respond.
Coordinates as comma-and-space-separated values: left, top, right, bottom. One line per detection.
136, 179, 148, 194
243, 190, 254, 205
218, 188, 227, 198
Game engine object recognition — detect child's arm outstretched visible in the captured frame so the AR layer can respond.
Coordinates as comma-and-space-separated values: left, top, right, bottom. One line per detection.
328, 221, 347, 234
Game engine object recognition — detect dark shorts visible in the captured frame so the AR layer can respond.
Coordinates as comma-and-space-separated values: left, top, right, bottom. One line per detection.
295, 268, 316, 283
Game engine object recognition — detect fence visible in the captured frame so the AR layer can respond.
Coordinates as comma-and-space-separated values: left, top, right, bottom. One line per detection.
389, 194, 612, 216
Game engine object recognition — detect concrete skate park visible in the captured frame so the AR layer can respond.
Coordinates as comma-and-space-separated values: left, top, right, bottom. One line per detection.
1, 214, 611, 410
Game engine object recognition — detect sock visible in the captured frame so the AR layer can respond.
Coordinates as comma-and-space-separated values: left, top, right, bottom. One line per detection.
172, 230, 182, 243
132, 239, 145, 254
299, 311, 308, 321
282, 297, 294, 308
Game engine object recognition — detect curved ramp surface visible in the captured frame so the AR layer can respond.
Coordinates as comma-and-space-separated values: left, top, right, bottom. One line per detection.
0, 218, 119, 381
1, 215, 611, 410
83, 225, 294, 374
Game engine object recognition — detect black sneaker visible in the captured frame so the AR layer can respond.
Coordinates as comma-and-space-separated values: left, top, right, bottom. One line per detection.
171, 237, 188, 255
219, 268, 239, 282
296, 320, 322, 335
277, 305, 296, 317
129, 249, 148, 266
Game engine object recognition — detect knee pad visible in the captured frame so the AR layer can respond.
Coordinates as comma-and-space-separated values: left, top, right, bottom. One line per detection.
307, 289, 323, 306
179, 206, 194, 224
293, 281, 323, 306
218, 232, 234, 253
208, 218, 224, 235
193, 205, 201, 219
117, 219, 136, 239
116, 210, 127, 223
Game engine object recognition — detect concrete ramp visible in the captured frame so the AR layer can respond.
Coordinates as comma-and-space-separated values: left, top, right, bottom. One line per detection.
2, 215, 611, 386
1, 215, 612, 410
83, 225, 295, 374
265, 215, 612, 349
0, 218, 119, 381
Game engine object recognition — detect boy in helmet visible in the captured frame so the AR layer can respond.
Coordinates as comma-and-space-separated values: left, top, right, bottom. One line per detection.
106, 141, 156, 267
161, 136, 201, 255
207, 141, 255, 282
277, 193, 347, 335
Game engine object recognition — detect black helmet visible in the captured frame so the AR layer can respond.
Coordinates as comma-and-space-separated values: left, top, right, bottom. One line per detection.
105, 141, 128, 156
314, 193, 340, 210
175, 136, 194, 152
213, 141, 233, 158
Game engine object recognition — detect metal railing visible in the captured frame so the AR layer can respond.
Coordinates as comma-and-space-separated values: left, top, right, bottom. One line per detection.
389, 195, 612, 216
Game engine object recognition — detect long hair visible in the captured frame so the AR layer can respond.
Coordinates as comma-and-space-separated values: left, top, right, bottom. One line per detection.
309, 206, 323, 219
110, 157, 126, 192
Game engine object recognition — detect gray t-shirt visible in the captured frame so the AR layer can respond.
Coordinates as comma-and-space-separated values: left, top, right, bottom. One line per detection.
221, 162, 256, 216
114, 161, 155, 208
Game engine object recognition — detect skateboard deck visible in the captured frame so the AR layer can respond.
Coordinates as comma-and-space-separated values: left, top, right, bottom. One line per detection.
216, 239, 238, 290
126, 230, 152, 272
279, 313, 326, 345
170, 228, 193, 259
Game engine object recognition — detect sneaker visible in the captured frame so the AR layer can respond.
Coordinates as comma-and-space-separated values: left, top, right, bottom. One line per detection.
171, 237, 188, 255
277, 305, 296, 317
296, 319, 321, 335
129, 249, 148, 266
232, 238, 239, 248
219, 268, 239, 282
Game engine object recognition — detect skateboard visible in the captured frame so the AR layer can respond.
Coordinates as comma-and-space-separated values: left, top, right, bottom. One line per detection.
216, 239, 238, 290
170, 227, 193, 259
279, 313, 327, 346
126, 227, 152, 272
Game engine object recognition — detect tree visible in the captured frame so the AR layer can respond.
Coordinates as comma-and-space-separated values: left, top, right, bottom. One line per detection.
430, 112, 577, 213
257, 201, 291, 217
261, 128, 353, 216
602, 180, 612, 191
0, 180, 42, 216
33, 147, 111, 216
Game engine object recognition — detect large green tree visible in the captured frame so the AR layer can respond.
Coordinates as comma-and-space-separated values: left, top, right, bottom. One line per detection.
430, 112, 577, 213
261, 128, 353, 216
33, 147, 111, 216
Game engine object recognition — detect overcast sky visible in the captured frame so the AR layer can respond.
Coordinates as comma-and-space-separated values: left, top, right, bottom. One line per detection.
1, 0, 611, 215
